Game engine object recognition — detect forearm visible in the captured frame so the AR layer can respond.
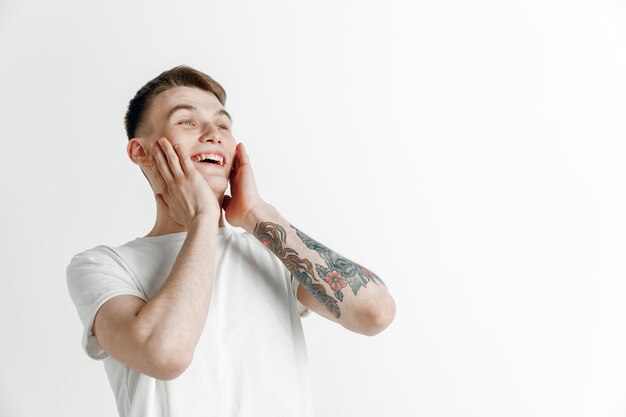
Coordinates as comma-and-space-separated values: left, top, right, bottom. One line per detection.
134, 217, 217, 362
242, 203, 395, 335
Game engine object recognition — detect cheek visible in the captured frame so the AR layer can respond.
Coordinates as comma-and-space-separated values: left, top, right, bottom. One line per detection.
159, 126, 179, 141
162, 129, 192, 148
226, 140, 237, 164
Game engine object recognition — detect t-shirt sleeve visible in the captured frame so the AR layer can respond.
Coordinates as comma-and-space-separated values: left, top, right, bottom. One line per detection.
66, 247, 148, 360
289, 273, 310, 317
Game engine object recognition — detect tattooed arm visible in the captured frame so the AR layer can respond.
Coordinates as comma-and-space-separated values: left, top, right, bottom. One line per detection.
223, 143, 395, 336
246, 204, 395, 336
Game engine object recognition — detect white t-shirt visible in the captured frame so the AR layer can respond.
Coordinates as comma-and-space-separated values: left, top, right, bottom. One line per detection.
66, 226, 314, 417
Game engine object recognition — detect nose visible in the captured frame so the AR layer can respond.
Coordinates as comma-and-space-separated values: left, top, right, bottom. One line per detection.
199, 123, 222, 144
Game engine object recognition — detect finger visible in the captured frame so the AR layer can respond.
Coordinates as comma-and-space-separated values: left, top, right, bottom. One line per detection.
153, 141, 174, 184
233, 143, 245, 172
235, 143, 252, 173
239, 143, 251, 165
158, 137, 184, 178
231, 144, 239, 172
175, 143, 195, 176
149, 153, 168, 191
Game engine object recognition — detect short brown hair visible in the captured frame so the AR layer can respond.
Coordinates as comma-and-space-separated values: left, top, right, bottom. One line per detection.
124, 65, 227, 139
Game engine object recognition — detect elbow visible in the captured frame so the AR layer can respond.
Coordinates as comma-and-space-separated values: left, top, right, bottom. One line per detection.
143, 340, 194, 381
151, 352, 192, 381
368, 300, 396, 336
360, 296, 397, 336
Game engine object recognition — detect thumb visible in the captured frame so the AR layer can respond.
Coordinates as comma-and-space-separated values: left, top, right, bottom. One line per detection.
155, 193, 169, 213
222, 194, 232, 211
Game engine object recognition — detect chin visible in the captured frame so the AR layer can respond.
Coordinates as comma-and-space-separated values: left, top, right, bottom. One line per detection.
205, 176, 228, 195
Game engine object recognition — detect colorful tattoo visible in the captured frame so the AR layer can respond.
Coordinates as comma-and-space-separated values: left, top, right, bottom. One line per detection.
253, 221, 385, 319
254, 222, 341, 318
291, 225, 385, 302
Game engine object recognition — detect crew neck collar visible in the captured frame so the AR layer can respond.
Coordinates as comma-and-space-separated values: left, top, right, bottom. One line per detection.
140, 226, 231, 242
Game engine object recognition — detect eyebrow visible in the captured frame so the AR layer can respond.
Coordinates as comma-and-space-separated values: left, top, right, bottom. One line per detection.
167, 104, 233, 124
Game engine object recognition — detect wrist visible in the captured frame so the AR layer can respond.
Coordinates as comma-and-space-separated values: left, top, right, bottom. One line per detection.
242, 200, 275, 233
189, 213, 219, 231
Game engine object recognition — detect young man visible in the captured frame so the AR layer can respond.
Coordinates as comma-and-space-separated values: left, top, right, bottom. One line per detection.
67, 66, 396, 417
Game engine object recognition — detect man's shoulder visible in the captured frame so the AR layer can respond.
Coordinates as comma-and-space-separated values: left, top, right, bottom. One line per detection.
68, 244, 120, 264
66, 234, 148, 276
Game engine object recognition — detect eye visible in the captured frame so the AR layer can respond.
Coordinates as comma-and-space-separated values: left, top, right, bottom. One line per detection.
218, 124, 230, 131
178, 119, 195, 127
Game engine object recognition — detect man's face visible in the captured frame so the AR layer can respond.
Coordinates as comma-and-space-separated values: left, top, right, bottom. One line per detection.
135, 86, 236, 197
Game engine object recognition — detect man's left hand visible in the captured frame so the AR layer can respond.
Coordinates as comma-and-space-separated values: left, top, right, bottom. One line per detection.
222, 143, 267, 231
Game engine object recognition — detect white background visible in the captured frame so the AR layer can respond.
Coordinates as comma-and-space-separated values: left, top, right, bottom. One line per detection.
1, 0, 625, 416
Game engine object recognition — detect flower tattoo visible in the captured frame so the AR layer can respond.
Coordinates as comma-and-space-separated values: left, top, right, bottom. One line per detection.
324, 270, 348, 292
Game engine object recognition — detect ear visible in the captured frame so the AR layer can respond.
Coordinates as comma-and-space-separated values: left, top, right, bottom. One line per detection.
127, 138, 152, 167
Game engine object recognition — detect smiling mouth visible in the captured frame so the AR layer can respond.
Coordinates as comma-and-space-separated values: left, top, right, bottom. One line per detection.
191, 153, 225, 166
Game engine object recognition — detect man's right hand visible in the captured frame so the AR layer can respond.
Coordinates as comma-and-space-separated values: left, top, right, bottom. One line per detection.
93, 138, 221, 379
150, 137, 220, 227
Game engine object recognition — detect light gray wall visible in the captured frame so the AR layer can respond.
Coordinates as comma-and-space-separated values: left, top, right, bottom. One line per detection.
1, 0, 625, 416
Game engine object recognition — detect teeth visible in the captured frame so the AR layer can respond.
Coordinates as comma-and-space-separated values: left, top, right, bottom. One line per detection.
192, 153, 224, 165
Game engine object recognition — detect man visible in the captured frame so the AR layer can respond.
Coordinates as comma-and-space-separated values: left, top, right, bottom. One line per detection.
67, 65, 396, 417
